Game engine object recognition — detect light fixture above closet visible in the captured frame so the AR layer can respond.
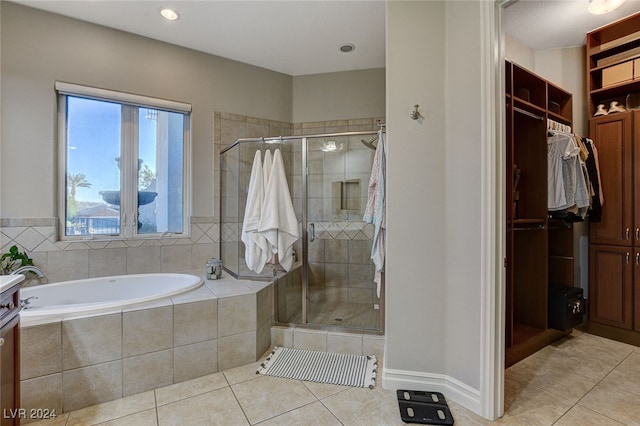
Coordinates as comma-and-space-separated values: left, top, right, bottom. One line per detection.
160, 8, 180, 21
588, 0, 626, 15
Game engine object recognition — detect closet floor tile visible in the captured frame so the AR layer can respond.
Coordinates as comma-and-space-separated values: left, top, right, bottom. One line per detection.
33, 330, 640, 426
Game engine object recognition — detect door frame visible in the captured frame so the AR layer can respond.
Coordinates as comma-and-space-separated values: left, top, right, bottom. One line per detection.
479, 0, 510, 419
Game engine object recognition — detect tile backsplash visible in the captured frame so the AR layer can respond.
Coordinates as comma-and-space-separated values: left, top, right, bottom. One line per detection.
0, 217, 218, 283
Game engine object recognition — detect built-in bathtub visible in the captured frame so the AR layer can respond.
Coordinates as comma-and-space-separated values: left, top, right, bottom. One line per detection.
19, 272, 275, 418
20, 273, 203, 326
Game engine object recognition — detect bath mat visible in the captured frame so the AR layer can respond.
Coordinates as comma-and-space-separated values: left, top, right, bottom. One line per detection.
256, 346, 377, 388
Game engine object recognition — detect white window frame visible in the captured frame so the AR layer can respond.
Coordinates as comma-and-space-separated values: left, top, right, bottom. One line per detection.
56, 82, 192, 241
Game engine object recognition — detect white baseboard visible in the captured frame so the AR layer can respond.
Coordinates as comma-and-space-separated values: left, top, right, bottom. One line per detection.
381, 367, 482, 417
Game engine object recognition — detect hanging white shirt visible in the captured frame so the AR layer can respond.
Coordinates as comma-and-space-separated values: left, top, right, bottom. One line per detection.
548, 132, 580, 211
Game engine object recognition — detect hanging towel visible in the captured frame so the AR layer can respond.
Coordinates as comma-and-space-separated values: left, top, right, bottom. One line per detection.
363, 130, 386, 298
263, 149, 273, 195
241, 150, 268, 273
259, 149, 275, 266
258, 148, 299, 272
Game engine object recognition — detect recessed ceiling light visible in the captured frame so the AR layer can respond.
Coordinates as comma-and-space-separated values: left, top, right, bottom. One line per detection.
160, 8, 180, 21
339, 43, 355, 53
588, 0, 626, 15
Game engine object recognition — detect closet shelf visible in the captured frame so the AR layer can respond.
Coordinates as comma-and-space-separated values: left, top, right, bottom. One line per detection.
590, 79, 640, 99
589, 32, 640, 59
587, 12, 640, 116
590, 51, 640, 72
547, 111, 571, 125
512, 98, 546, 115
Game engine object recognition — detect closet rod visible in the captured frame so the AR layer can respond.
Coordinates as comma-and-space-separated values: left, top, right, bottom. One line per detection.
514, 106, 544, 121
513, 225, 545, 231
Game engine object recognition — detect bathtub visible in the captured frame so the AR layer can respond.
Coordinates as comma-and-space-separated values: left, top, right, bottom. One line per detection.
20, 273, 203, 326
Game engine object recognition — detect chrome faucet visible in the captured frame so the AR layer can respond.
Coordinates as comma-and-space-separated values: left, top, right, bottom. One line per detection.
272, 267, 286, 276
20, 296, 38, 310
10, 265, 45, 278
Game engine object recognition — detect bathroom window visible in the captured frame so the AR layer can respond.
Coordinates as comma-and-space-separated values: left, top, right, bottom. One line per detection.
56, 83, 191, 240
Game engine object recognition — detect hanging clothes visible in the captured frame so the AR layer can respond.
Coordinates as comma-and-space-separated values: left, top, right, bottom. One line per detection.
548, 131, 580, 211
583, 137, 604, 222
363, 130, 386, 298
547, 131, 590, 220
258, 148, 299, 272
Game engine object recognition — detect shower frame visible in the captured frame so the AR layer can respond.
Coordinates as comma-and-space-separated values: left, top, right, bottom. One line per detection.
220, 130, 385, 334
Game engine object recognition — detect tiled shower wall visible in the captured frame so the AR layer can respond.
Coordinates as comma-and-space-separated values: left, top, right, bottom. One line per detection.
217, 112, 383, 306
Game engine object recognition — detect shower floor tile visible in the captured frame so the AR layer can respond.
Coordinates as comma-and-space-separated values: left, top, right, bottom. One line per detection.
288, 301, 380, 330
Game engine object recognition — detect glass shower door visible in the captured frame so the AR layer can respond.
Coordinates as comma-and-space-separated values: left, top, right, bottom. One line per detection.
304, 135, 381, 331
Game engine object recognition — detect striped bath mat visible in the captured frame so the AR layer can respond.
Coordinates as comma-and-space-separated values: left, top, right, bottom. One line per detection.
256, 346, 377, 388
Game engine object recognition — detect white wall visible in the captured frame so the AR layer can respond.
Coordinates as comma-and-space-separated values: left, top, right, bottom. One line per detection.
0, 2, 292, 219
384, 0, 484, 413
292, 68, 385, 122
386, 0, 447, 373
534, 47, 587, 135
505, 33, 534, 69
444, 0, 483, 391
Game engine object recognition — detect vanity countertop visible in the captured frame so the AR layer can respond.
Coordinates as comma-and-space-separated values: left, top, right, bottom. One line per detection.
0, 275, 25, 293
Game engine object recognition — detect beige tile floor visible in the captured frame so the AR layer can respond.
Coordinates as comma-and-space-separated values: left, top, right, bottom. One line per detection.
28, 329, 640, 425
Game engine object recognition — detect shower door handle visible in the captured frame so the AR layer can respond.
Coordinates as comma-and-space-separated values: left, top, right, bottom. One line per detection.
309, 223, 315, 242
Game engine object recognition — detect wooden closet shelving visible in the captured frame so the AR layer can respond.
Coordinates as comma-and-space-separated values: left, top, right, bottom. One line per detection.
505, 61, 574, 367
587, 12, 640, 116
586, 12, 640, 347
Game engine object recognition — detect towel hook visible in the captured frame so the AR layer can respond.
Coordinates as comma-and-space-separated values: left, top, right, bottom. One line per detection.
410, 104, 422, 120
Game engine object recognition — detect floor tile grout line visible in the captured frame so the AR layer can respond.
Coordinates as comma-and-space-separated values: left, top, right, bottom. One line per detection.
250, 400, 323, 425
549, 350, 634, 426
228, 378, 254, 425
153, 372, 233, 408
317, 395, 347, 426
154, 389, 160, 426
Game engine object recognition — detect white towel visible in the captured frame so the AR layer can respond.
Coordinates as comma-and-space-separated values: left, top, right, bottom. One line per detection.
260, 150, 275, 267
263, 149, 273, 195
363, 130, 386, 298
241, 150, 268, 273
258, 148, 299, 272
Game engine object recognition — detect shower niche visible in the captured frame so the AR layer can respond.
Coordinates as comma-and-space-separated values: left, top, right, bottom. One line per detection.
333, 179, 361, 214
219, 127, 383, 333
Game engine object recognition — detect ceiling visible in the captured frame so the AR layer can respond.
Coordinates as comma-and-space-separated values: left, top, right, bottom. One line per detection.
14, 0, 386, 77
12, 0, 640, 77
504, 0, 640, 50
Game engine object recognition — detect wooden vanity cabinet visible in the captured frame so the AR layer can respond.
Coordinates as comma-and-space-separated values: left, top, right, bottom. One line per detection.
0, 283, 20, 426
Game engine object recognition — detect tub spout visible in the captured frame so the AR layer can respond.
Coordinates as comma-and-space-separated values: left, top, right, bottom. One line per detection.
20, 296, 38, 310
10, 266, 47, 286
10, 265, 45, 278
